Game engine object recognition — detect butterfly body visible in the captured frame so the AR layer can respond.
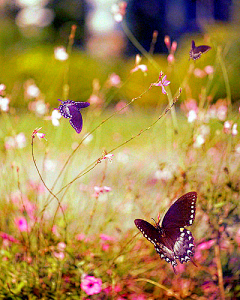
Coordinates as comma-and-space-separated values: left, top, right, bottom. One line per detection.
134, 192, 197, 271
58, 100, 90, 133
189, 40, 211, 60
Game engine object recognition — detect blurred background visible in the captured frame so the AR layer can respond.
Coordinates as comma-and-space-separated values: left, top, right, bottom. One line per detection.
0, 0, 240, 107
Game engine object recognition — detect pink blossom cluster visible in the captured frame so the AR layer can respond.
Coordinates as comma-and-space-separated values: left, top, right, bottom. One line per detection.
0, 232, 19, 244
130, 54, 148, 74
181, 98, 230, 124
53, 242, 66, 260
193, 65, 214, 78
92, 186, 112, 198
223, 120, 238, 136
164, 35, 177, 64
111, 1, 127, 22
5, 133, 26, 149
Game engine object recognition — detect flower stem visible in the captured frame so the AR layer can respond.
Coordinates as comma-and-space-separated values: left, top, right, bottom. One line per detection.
214, 236, 225, 300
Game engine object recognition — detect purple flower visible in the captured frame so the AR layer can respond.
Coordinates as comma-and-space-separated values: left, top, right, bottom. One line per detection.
151, 73, 170, 94
57, 100, 90, 134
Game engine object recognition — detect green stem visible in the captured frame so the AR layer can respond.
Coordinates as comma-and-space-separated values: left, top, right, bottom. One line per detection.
217, 46, 231, 112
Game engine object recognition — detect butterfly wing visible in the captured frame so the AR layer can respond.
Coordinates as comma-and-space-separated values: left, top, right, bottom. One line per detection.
134, 219, 177, 266
58, 100, 89, 133
189, 40, 211, 60
74, 101, 90, 110
161, 192, 197, 229
135, 216, 195, 268
69, 108, 83, 134
59, 100, 74, 119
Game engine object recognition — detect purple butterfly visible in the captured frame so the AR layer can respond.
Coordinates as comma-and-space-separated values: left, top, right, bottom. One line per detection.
189, 40, 211, 60
134, 192, 197, 273
57, 99, 90, 134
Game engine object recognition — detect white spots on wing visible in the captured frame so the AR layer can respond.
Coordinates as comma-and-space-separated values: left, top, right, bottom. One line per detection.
180, 232, 185, 237
190, 214, 194, 219
189, 243, 194, 248
191, 210, 194, 214
180, 228, 184, 232
189, 219, 193, 225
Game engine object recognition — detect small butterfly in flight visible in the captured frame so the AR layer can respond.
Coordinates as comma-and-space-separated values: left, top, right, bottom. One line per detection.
189, 40, 211, 60
57, 99, 90, 134
134, 192, 197, 273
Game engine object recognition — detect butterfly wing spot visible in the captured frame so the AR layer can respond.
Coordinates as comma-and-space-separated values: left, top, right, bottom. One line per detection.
189, 220, 193, 225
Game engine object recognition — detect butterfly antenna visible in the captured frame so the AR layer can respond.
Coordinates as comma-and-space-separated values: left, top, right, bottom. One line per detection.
151, 218, 157, 226
190, 257, 198, 267
172, 265, 177, 274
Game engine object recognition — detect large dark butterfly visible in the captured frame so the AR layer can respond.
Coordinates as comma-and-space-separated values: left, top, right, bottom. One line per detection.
134, 192, 197, 272
189, 40, 211, 60
58, 100, 90, 134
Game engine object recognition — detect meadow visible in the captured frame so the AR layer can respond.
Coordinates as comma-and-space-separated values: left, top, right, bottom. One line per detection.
0, 21, 240, 300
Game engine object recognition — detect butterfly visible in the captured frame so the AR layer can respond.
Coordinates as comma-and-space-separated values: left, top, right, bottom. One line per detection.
57, 100, 90, 134
134, 192, 197, 273
189, 40, 211, 60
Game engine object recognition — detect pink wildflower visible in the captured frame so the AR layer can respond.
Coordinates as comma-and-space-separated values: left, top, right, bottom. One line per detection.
101, 153, 114, 163
0, 97, 10, 112
52, 225, 60, 238
53, 251, 65, 260
54, 46, 69, 61
194, 68, 206, 78
100, 234, 115, 241
108, 73, 121, 87
164, 35, 171, 50
111, 1, 127, 22
223, 121, 237, 136
232, 123, 238, 136
15, 217, 29, 232
26, 83, 40, 98
0, 232, 19, 244
81, 275, 102, 296
45, 109, 62, 126
181, 98, 198, 113
198, 239, 215, 250
204, 65, 214, 75
76, 233, 85, 241
0, 83, 6, 95
164, 36, 177, 64
193, 134, 205, 148
167, 53, 175, 63
57, 242, 66, 252
102, 243, 110, 252
28, 99, 49, 116
32, 127, 46, 139
187, 110, 198, 123
5, 133, 26, 149
171, 41, 177, 53
151, 72, 170, 94
130, 54, 148, 74
115, 100, 129, 114
93, 186, 112, 198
